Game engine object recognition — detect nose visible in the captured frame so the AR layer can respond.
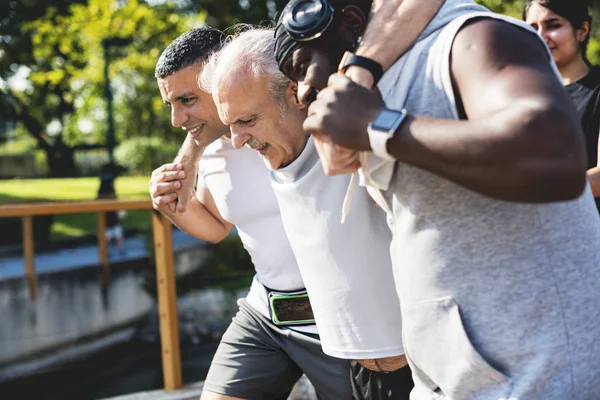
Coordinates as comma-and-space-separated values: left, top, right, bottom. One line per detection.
230, 127, 252, 149
171, 106, 188, 128
297, 81, 317, 105
536, 27, 551, 45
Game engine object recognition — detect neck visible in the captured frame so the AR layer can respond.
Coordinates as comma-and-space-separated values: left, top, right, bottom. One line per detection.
559, 57, 590, 85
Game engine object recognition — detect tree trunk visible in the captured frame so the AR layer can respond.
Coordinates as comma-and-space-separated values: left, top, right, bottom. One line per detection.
45, 139, 78, 177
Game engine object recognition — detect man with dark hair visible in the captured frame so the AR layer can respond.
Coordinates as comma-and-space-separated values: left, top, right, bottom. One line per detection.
149, 27, 352, 400
277, 0, 600, 398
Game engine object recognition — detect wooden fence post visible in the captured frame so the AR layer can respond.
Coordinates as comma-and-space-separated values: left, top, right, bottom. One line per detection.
22, 216, 37, 300
151, 210, 182, 391
97, 212, 110, 285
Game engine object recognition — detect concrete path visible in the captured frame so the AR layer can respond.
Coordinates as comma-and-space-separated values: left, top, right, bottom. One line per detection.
103, 375, 318, 400
0, 229, 205, 280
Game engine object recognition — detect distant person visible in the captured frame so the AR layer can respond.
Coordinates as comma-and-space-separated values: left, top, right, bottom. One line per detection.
524, 0, 600, 212
97, 179, 125, 254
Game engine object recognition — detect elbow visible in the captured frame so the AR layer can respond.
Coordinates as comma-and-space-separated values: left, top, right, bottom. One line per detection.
548, 170, 587, 201
205, 231, 228, 245
533, 145, 587, 202
530, 101, 588, 201
205, 225, 232, 244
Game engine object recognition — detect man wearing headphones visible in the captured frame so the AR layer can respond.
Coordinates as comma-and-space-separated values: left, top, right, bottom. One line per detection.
277, 0, 600, 398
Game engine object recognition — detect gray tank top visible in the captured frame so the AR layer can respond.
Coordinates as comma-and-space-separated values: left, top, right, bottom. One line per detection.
383, 1, 600, 398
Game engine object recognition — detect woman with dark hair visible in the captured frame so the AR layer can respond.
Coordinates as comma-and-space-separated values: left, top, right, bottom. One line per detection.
525, 0, 600, 212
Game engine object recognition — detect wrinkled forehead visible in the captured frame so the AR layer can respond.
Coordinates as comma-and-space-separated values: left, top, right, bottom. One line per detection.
214, 71, 270, 122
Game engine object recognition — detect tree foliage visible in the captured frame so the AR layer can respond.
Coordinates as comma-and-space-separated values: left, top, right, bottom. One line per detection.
3, 0, 600, 176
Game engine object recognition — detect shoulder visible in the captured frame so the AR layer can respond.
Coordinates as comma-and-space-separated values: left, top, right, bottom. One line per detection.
451, 17, 549, 68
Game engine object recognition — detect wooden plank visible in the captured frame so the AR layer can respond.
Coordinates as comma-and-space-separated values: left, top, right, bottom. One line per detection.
97, 212, 110, 285
22, 216, 37, 300
0, 199, 152, 218
151, 211, 182, 391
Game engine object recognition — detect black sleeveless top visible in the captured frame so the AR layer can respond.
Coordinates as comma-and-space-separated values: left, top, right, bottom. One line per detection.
565, 67, 600, 212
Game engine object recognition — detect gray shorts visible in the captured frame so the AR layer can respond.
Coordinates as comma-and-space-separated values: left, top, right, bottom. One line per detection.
203, 298, 351, 399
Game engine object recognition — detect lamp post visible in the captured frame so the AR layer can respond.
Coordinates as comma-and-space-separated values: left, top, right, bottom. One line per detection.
101, 37, 131, 182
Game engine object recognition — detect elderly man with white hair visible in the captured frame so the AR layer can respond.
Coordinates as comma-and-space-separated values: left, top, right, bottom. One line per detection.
201, 28, 413, 399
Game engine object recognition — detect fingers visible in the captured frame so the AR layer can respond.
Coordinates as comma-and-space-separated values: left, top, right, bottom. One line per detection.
148, 169, 186, 192
151, 181, 181, 198
151, 163, 182, 177
154, 191, 178, 206
327, 72, 352, 88
313, 136, 361, 176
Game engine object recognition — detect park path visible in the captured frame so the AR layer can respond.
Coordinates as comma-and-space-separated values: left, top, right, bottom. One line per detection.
0, 229, 205, 281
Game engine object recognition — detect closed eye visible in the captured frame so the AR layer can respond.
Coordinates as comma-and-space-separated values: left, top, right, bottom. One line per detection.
239, 118, 255, 125
180, 97, 196, 105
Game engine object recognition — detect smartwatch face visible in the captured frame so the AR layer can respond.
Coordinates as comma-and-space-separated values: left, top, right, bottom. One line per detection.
371, 109, 404, 132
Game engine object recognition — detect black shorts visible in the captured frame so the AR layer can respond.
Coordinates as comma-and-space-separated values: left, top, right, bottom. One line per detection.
350, 360, 414, 400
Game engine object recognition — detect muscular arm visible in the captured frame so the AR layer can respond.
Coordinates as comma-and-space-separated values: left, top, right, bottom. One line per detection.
320, 0, 445, 174
346, 0, 445, 88
386, 20, 587, 202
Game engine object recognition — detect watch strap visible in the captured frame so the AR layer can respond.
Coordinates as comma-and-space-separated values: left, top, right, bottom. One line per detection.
368, 125, 396, 161
367, 108, 408, 161
338, 51, 384, 86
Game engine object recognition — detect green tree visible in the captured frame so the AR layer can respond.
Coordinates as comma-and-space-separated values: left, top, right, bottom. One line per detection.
1, 0, 195, 176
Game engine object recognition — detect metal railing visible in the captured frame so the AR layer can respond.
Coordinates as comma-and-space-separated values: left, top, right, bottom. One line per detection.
0, 199, 183, 390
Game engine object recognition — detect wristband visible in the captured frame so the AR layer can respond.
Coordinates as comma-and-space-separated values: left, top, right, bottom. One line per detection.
338, 51, 384, 86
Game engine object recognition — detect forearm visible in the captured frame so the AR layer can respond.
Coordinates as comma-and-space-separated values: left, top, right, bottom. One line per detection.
166, 195, 231, 243
388, 105, 586, 202
587, 167, 600, 198
357, 0, 444, 69
347, 0, 445, 88
174, 135, 205, 167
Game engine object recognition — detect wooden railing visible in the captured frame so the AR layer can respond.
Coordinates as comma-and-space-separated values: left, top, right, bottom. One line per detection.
0, 199, 183, 391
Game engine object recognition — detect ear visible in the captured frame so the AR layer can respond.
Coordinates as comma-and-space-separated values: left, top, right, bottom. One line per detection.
287, 81, 307, 110
338, 5, 367, 45
577, 21, 591, 44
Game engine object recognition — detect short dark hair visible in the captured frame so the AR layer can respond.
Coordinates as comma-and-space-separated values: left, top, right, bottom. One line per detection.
155, 27, 227, 79
523, 0, 593, 57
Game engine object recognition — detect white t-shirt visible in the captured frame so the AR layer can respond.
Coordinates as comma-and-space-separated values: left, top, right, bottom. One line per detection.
198, 137, 317, 334
270, 136, 404, 359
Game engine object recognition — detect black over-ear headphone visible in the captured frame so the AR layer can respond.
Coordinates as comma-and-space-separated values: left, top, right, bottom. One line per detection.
281, 0, 335, 41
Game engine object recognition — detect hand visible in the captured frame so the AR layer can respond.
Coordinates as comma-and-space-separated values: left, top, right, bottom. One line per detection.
149, 163, 186, 216
173, 158, 198, 213
343, 65, 375, 89
313, 136, 361, 176
303, 73, 384, 151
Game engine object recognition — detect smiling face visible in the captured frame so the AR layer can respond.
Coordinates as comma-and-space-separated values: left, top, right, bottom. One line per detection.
214, 70, 309, 170
525, 3, 588, 70
157, 63, 228, 145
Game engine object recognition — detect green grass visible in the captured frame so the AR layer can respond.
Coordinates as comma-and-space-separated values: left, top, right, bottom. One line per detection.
0, 176, 152, 239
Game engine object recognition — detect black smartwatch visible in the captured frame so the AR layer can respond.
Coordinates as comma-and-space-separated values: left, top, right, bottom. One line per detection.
338, 51, 384, 86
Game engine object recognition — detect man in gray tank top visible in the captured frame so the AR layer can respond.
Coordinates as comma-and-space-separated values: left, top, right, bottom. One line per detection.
278, 0, 600, 398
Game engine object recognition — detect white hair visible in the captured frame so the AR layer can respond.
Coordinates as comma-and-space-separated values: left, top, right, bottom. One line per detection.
199, 26, 291, 111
